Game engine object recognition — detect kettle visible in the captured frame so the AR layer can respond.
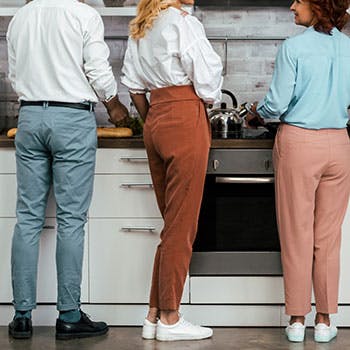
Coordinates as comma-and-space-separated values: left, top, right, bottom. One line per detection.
209, 89, 243, 139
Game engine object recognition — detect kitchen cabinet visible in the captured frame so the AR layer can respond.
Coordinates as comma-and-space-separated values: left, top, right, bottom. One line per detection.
0, 149, 88, 304
339, 206, 350, 303
89, 148, 189, 304
190, 276, 284, 304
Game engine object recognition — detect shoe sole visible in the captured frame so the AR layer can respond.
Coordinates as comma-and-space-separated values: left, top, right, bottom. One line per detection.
156, 333, 213, 341
142, 335, 156, 340
315, 335, 337, 343
285, 331, 305, 343
286, 336, 304, 343
8, 330, 32, 339
56, 327, 108, 340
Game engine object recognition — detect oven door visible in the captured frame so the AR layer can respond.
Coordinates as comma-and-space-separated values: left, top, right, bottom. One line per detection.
190, 174, 282, 276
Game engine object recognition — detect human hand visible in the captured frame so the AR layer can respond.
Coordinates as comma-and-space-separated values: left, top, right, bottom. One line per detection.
245, 102, 264, 128
103, 95, 129, 125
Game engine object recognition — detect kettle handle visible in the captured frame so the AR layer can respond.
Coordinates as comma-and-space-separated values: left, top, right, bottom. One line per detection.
221, 89, 238, 109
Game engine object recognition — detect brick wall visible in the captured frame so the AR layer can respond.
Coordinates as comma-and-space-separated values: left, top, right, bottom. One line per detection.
0, 7, 349, 128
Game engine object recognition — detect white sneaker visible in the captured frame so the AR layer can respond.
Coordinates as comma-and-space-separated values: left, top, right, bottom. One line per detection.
285, 322, 306, 342
142, 318, 157, 340
156, 317, 213, 341
314, 323, 337, 343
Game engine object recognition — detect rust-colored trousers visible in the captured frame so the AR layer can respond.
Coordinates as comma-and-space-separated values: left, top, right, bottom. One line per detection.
273, 124, 350, 316
143, 85, 210, 310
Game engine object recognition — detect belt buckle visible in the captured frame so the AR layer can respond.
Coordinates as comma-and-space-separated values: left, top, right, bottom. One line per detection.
43, 101, 49, 108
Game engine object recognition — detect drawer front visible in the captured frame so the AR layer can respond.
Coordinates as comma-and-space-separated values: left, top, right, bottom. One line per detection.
95, 149, 150, 174
208, 149, 274, 174
90, 175, 161, 218
0, 175, 56, 217
89, 218, 190, 304
0, 149, 16, 174
89, 218, 161, 303
190, 276, 284, 304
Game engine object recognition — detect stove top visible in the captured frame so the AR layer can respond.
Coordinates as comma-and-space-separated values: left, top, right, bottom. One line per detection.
212, 127, 275, 140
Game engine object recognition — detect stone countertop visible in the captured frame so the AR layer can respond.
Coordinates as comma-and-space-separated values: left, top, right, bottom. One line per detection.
0, 135, 274, 149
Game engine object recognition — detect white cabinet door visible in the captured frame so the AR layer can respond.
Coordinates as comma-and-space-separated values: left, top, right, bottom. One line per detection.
0, 175, 56, 218
190, 276, 284, 304
0, 149, 16, 174
90, 175, 161, 218
339, 203, 350, 303
95, 149, 150, 174
89, 218, 162, 303
0, 218, 88, 303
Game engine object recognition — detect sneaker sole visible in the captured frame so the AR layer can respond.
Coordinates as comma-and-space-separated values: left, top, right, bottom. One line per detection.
285, 330, 305, 343
156, 333, 213, 341
315, 334, 337, 343
142, 332, 156, 340
286, 335, 305, 343
56, 327, 108, 340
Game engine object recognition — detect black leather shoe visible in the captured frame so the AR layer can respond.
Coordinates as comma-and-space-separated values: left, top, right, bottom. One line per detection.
8, 317, 33, 339
56, 311, 109, 340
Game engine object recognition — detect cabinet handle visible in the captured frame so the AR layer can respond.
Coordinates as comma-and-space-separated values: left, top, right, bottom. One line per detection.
120, 157, 148, 163
43, 225, 55, 230
120, 183, 154, 189
216, 177, 275, 184
121, 227, 156, 233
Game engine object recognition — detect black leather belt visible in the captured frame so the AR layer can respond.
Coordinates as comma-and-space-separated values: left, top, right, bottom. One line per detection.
20, 101, 95, 111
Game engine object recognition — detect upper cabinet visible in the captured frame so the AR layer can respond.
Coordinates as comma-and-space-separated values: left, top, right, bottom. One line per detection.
196, 0, 292, 6
0, 0, 138, 16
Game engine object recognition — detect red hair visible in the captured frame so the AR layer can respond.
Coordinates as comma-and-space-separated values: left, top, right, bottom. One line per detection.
309, 0, 350, 34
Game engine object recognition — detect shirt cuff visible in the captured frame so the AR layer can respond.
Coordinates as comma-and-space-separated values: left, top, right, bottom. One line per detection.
257, 99, 272, 119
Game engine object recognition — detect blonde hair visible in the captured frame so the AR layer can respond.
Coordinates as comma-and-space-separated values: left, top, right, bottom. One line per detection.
129, 0, 179, 39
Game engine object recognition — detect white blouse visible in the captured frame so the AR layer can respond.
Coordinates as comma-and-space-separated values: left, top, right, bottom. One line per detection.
121, 7, 223, 104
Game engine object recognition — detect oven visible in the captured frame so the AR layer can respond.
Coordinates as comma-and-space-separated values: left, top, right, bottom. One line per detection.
190, 148, 282, 276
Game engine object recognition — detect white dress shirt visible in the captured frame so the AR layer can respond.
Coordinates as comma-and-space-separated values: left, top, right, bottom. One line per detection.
121, 7, 223, 104
7, 0, 117, 103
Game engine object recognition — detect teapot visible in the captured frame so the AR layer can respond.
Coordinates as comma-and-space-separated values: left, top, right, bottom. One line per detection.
208, 89, 243, 139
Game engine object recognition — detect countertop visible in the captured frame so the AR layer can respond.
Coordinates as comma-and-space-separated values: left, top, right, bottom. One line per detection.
0, 135, 274, 149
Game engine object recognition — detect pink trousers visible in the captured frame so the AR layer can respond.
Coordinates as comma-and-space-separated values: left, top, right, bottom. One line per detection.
273, 124, 350, 315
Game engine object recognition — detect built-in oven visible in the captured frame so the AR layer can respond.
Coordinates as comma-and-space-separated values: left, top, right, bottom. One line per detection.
190, 148, 282, 276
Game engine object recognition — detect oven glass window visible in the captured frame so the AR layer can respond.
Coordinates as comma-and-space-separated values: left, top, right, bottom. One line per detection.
194, 175, 280, 252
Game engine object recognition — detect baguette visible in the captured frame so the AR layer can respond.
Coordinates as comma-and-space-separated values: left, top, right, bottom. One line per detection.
7, 128, 17, 138
97, 127, 133, 138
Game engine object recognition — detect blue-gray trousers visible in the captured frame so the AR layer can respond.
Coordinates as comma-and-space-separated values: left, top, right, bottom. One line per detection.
12, 105, 97, 311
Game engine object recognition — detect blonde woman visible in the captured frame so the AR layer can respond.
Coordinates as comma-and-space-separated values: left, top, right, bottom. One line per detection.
121, 0, 223, 342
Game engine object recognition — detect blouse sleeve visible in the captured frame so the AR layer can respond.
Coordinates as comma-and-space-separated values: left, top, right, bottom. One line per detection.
121, 38, 147, 94
179, 16, 223, 104
257, 40, 297, 119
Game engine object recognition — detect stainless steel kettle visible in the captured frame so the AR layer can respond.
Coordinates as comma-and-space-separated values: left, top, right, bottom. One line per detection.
208, 89, 242, 139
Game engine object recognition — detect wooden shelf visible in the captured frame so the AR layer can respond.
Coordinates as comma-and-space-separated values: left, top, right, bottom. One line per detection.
0, 7, 137, 17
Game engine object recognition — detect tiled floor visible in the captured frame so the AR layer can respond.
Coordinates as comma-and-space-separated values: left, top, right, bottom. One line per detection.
1, 327, 349, 350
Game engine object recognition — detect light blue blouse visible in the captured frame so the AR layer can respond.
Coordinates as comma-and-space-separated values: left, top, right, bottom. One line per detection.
257, 26, 350, 129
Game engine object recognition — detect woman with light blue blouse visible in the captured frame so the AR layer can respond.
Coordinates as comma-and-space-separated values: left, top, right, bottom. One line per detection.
247, 0, 350, 343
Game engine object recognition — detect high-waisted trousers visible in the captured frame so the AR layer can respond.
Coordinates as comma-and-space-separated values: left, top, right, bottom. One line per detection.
273, 123, 350, 315
143, 85, 211, 310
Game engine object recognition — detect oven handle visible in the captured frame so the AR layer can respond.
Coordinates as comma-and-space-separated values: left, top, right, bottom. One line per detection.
215, 176, 275, 184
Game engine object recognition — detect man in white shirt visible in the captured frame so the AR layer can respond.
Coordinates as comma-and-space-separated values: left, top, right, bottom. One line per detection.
7, 0, 128, 340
